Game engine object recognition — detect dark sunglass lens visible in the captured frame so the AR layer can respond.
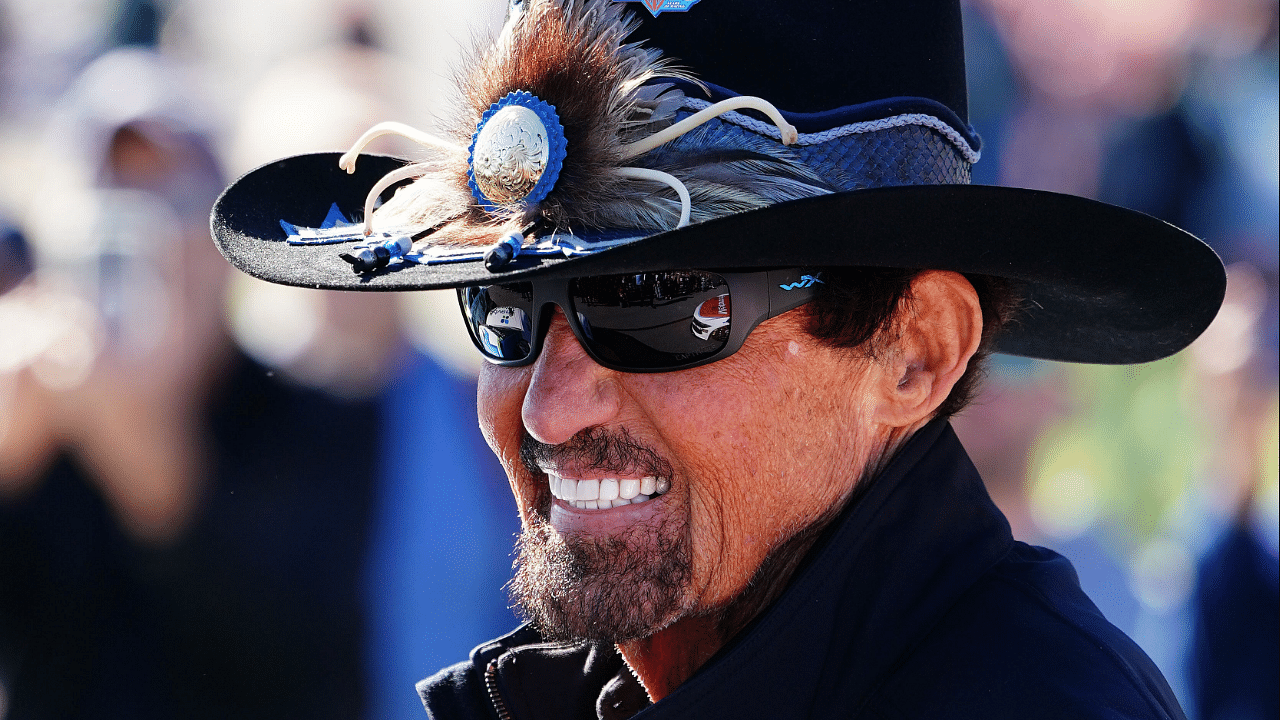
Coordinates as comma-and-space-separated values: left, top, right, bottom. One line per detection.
458, 283, 536, 361
570, 271, 731, 370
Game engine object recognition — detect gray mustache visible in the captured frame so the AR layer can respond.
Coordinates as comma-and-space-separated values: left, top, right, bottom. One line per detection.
520, 426, 673, 479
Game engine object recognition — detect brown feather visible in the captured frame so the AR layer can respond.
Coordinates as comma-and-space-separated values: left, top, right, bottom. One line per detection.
367, 0, 829, 248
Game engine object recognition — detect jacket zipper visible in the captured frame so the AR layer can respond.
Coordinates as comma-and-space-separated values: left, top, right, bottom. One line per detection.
484, 660, 514, 720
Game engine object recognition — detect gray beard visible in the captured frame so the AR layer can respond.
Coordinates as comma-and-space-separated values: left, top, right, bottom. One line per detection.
509, 504, 693, 643
512, 427, 691, 643
509, 426, 855, 645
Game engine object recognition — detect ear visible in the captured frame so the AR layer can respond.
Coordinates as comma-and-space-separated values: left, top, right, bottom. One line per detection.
871, 271, 983, 428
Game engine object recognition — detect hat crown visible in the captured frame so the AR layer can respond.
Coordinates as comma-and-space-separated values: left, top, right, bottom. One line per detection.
625, 0, 969, 120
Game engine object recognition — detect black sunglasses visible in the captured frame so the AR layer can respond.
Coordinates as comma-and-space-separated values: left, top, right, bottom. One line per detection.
456, 268, 825, 373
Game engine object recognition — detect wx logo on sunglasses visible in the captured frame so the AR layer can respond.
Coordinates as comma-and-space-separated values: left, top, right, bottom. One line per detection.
779, 275, 824, 291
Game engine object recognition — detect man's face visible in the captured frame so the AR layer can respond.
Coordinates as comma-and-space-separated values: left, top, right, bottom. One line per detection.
478, 306, 890, 642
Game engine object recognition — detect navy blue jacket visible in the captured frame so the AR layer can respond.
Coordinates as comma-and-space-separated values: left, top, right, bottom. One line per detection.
418, 419, 1186, 719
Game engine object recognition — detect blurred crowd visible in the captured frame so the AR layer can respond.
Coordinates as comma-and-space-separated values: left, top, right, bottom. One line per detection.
0, 0, 1275, 719
952, 1, 1278, 717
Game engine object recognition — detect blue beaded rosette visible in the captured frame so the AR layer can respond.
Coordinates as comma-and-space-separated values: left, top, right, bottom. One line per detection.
468, 91, 568, 215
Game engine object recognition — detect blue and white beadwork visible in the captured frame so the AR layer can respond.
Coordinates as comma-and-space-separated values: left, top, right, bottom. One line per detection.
468, 91, 567, 214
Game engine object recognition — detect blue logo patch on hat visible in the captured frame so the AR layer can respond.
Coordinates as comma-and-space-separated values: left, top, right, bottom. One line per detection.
613, 0, 702, 18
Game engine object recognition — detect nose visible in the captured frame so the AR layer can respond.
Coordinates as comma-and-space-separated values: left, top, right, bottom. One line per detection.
521, 309, 621, 446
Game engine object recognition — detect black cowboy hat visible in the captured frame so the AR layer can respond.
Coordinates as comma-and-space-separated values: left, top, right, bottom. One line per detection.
211, 0, 1225, 364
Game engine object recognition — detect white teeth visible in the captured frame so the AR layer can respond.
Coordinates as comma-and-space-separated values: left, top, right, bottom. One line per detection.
599, 478, 619, 502
547, 471, 669, 510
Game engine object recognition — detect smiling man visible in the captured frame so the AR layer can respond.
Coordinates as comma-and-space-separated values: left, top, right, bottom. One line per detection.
489, 267, 1000, 697
211, 0, 1226, 717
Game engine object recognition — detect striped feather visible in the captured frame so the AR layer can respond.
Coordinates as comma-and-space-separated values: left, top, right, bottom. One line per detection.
368, 0, 832, 246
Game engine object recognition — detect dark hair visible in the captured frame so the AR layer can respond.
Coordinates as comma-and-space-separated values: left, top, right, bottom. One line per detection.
803, 268, 1020, 418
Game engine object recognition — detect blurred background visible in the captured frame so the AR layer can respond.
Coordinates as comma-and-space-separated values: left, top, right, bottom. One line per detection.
0, 0, 1275, 718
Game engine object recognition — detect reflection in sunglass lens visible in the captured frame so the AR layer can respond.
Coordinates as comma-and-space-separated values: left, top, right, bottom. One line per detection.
571, 271, 731, 370
460, 283, 535, 361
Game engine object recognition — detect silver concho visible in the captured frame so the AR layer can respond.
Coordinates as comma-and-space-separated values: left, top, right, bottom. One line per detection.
471, 105, 549, 205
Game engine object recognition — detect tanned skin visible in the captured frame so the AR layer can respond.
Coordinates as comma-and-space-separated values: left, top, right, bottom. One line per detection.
480, 271, 982, 700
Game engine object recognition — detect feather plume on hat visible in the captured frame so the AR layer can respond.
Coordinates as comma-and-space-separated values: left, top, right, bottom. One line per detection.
337, 0, 837, 249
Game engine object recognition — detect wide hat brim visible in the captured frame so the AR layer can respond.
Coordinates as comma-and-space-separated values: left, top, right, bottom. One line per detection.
212, 152, 1225, 365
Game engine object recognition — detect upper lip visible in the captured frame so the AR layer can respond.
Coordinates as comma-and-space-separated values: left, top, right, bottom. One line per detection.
538, 463, 653, 481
